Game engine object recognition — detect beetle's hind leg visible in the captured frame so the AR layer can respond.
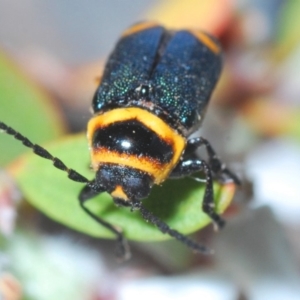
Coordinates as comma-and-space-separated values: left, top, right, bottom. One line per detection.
185, 137, 241, 185
170, 136, 240, 230
79, 181, 131, 261
170, 159, 225, 230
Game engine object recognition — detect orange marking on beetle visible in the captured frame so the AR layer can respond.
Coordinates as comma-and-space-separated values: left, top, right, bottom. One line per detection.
111, 185, 128, 200
189, 30, 220, 54
90, 148, 170, 184
121, 21, 160, 37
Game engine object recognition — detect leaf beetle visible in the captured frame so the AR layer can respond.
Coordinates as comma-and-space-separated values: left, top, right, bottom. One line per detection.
0, 21, 240, 260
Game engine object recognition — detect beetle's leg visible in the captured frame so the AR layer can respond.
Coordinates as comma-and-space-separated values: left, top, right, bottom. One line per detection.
170, 159, 225, 230
185, 137, 240, 185
78, 181, 131, 261
132, 200, 212, 254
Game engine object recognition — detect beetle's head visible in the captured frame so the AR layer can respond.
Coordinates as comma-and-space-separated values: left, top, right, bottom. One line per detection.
95, 164, 153, 202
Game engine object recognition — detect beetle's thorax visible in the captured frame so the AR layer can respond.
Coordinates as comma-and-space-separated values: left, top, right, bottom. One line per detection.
87, 107, 186, 185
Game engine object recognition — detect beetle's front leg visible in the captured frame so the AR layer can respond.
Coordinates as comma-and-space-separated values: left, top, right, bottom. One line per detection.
79, 180, 131, 261
170, 159, 225, 230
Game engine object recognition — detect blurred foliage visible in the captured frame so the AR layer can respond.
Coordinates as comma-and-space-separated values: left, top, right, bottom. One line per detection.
276, 0, 300, 59
146, 0, 233, 35
0, 52, 65, 166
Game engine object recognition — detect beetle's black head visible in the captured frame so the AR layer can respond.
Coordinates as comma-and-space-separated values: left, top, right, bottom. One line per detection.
96, 164, 153, 201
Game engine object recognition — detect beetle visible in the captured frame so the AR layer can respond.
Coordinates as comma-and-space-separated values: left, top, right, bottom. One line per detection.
0, 21, 239, 260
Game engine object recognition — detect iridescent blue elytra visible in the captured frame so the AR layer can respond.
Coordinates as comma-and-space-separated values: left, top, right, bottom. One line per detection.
92, 22, 222, 133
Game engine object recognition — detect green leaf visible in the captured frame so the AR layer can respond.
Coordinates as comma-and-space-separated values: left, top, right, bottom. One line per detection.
276, 1, 300, 59
0, 51, 65, 165
12, 134, 235, 241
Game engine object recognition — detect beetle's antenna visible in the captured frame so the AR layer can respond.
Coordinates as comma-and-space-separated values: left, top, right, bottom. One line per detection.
138, 203, 213, 254
0, 121, 89, 184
